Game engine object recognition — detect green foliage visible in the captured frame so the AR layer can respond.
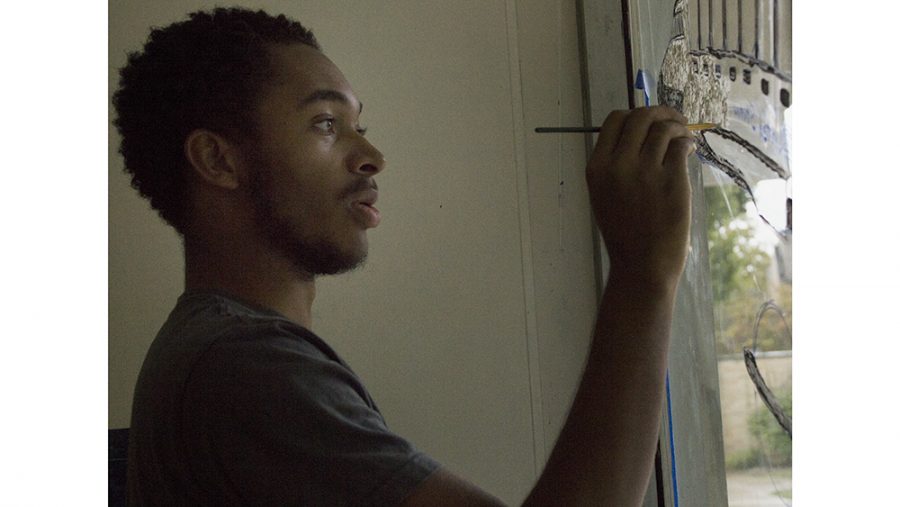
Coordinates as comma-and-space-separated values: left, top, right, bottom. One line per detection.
704, 184, 792, 354
724, 390, 793, 470
725, 448, 764, 470
705, 185, 763, 303
748, 389, 792, 467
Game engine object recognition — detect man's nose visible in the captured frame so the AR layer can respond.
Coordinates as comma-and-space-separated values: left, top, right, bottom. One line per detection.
349, 136, 386, 176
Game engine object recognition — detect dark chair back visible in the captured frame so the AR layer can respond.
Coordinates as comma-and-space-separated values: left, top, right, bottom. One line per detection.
108, 428, 129, 507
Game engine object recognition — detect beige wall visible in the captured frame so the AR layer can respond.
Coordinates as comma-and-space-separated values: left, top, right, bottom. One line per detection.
109, 1, 596, 503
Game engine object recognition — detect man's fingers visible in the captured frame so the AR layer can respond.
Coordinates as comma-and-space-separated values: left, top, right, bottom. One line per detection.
641, 120, 691, 167
615, 106, 687, 158
592, 110, 629, 162
662, 135, 696, 170
663, 136, 695, 205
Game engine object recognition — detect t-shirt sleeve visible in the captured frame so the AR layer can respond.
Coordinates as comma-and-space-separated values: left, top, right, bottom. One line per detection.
181, 322, 440, 506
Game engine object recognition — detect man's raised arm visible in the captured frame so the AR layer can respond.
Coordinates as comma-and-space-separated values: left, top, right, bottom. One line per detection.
403, 106, 695, 507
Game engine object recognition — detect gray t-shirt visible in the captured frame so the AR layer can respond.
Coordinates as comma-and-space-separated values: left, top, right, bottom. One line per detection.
127, 291, 440, 506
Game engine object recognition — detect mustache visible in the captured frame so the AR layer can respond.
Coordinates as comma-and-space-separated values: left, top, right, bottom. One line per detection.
340, 178, 378, 198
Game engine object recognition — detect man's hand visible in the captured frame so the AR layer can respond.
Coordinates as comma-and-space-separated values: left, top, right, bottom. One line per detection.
586, 106, 695, 286
402, 106, 699, 507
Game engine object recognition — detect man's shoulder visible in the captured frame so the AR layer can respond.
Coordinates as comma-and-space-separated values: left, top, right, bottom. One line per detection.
167, 291, 381, 419
135, 290, 348, 407
154, 290, 337, 362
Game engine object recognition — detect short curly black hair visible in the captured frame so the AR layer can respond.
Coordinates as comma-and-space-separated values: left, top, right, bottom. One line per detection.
112, 7, 321, 235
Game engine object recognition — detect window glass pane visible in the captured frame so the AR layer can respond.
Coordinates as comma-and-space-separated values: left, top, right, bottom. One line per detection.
657, 0, 792, 504
704, 169, 792, 506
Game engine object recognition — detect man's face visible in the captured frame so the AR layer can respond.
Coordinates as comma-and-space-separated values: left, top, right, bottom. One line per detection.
238, 43, 385, 277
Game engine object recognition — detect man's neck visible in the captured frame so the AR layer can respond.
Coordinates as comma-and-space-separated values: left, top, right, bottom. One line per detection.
183, 236, 316, 329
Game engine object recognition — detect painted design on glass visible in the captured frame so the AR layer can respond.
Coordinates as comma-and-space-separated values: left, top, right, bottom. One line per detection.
658, 0, 791, 233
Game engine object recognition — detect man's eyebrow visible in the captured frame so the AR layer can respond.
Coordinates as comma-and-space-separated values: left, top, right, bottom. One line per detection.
298, 89, 363, 114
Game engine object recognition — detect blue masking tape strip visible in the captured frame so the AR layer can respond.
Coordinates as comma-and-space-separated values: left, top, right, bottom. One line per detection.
634, 69, 652, 107
666, 373, 680, 507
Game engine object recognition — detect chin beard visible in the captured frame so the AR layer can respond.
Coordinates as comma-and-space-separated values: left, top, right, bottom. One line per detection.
252, 199, 368, 279
276, 231, 367, 279
246, 166, 367, 278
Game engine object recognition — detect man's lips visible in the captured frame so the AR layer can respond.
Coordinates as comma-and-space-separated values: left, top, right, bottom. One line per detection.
349, 188, 380, 228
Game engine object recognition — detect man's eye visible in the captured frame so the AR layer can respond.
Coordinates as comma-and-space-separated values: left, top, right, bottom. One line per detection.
313, 119, 335, 132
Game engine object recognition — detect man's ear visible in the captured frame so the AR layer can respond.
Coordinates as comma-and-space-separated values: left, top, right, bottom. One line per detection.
184, 129, 241, 190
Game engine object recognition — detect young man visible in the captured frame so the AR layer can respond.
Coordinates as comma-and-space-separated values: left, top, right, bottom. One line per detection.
114, 7, 695, 506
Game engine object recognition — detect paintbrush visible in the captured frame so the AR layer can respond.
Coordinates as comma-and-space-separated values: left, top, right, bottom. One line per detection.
534, 122, 718, 133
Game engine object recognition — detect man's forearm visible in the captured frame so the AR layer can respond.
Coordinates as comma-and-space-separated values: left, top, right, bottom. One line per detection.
523, 270, 679, 506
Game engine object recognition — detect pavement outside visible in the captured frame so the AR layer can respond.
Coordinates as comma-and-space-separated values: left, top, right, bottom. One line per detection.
726, 467, 792, 507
